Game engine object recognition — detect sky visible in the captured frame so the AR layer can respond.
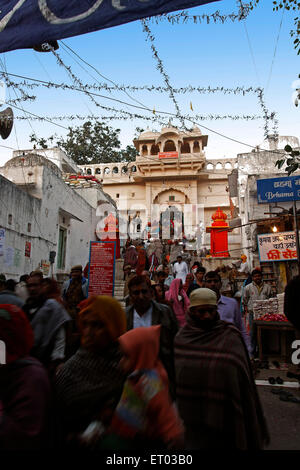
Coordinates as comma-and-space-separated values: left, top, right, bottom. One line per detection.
0, 0, 299, 166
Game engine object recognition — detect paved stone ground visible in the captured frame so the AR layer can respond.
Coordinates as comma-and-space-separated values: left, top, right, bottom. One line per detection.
255, 365, 300, 450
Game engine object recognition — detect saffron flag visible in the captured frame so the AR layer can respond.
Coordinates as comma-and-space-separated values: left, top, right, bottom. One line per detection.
0, 1, 220, 54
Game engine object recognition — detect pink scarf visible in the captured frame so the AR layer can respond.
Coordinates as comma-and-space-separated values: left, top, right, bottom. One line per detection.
165, 278, 190, 327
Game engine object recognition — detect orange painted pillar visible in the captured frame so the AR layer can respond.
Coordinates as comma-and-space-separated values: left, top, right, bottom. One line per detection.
206, 208, 232, 258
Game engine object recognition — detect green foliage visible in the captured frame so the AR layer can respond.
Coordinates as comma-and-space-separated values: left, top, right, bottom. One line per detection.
29, 121, 138, 165
275, 145, 300, 175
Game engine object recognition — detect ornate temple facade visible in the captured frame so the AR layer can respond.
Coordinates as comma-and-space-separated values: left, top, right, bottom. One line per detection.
79, 125, 241, 253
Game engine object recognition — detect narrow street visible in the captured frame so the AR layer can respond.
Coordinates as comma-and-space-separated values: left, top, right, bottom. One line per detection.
255, 368, 300, 450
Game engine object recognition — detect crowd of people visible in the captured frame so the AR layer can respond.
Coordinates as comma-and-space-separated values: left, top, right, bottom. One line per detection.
0, 240, 299, 451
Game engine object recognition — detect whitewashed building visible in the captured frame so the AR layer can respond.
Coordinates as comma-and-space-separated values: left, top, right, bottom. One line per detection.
0, 152, 115, 280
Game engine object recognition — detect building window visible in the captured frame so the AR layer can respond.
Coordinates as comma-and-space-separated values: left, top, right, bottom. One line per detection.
130, 165, 137, 172
104, 167, 110, 175
163, 140, 176, 152
113, 167, 119, 174
132, 192, 135, 198
87, 168, 92, 175
27, 223, 31, 232
151, 144, 160, 155
141, 144, 148, 156
8, 214, 12, 225
95, 168, 101, 174
57, 227, 67, 270
116, 194, 120, 198
181, 142, 190, 153
193, 141, 200, 153
169, 195, 175, 202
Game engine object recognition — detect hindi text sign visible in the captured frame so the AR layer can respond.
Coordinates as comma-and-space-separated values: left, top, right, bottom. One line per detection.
158, 152, 179, 159
88, 241, 116, 296
258, 231, 298, 262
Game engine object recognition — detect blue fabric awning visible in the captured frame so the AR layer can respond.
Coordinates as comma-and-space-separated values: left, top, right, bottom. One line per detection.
0, 0, 220, 53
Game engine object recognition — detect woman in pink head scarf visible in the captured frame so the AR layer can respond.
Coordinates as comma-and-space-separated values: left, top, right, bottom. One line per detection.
165, 278, 190, 327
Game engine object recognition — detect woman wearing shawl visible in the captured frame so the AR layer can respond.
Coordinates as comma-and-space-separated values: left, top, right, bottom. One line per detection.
165, 278, 190, 328
103, 326, 184, 450
136, 244, 149, 275
54, 296, 127, 446
183, 273, 194, 293
124, 244, 138, 270
0, 304, 52, 450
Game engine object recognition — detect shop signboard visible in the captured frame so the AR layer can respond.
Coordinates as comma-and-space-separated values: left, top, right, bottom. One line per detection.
41, 260, 50, 276
88, 240, 116, 296
257, 175, 300, 204
257, 231, 299, 262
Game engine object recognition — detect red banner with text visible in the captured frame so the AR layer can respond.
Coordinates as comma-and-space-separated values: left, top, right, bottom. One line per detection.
88, 241, 116, 296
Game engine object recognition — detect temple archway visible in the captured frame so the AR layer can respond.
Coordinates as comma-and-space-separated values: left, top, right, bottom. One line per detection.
153, 189, 190, 240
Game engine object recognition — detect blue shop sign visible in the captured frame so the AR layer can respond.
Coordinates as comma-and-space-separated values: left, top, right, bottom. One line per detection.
257, 176, 300, 204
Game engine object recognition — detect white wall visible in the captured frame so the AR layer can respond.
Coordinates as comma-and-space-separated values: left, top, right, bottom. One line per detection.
0, 162, 97, 279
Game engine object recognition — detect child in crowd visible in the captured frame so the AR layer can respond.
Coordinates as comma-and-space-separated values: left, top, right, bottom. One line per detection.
102, 326, 184, 450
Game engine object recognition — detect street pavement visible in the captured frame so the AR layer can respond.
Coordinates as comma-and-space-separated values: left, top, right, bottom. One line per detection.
255, 368, 300, 450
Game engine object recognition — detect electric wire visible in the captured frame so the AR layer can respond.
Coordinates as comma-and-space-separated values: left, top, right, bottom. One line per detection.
265, 8, 285, 94
239, 0, 261, 87
60, 40, 152, 112
51, 46, 101, 118
0, 69, 268, 151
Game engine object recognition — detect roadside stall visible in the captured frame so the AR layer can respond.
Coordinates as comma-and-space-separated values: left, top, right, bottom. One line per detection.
253, 295, 295, 362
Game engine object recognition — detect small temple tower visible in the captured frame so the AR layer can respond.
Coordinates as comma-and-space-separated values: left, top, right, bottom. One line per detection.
206, 208, 232, 257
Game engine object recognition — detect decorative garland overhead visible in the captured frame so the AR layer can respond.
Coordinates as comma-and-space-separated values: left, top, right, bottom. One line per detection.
14, 113, 262, 123
7, 95, 36, 105
0, 42, 277, 139
51, 47, 100, 111
141, 18, 187, 130
0, 71, 36, 104
256, 88, 278, 138
149, 4, 251, 25
2, 75, 265, 96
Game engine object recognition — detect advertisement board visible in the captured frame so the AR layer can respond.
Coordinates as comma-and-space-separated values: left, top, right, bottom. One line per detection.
257, 231, 298, 262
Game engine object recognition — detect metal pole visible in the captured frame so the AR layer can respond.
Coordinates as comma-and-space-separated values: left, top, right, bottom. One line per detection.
293, 200, 300, 274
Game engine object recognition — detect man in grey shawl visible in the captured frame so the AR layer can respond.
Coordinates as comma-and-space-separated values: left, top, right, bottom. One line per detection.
23, 272, 70, 376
